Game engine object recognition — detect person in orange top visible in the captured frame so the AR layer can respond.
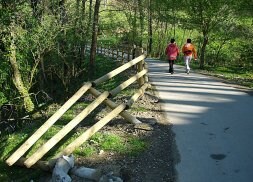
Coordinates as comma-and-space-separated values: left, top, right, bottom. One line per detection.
182, 38, 197, 74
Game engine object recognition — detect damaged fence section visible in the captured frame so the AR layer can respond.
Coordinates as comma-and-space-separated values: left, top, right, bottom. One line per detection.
6, 50, 149, 181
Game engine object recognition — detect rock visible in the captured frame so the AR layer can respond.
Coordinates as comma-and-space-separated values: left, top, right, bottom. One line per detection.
134, 123, 153, 131
99, 172, 123, 182
70, 166, 102, 181
52, 155, 74, 182
99, 150, 105, 155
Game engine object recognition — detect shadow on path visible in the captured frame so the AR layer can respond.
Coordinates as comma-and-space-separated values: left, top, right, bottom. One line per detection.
146, 58, 253, 182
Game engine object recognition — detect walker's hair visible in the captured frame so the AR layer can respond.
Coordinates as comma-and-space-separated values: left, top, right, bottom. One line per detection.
187, 39, 191, 43
170, 38, 175, 43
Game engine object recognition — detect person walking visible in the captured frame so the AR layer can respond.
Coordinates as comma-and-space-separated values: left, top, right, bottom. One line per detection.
165, 38, 179, 74
182, 38, 197, 74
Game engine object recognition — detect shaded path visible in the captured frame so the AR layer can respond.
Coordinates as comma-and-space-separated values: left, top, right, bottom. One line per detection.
146, 58, 253, 182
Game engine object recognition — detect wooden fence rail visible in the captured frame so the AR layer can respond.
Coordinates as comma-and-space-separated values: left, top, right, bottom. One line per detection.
6, 46, 148, 170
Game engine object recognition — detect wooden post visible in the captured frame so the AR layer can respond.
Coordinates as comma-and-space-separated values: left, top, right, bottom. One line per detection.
121, 49, 124, 64
136, 48, 145, 86
109, 69, 148, 97
144, 62, 149, 82
54, 104, 126, 158
137, 59, 145, 86
127, 47, 130, 62
117, 49, 119, 61
108, 44, 111, 57
89, 87, 141, 124
113, 48, 115, 58
24, 91, 109, 168
6, 82, 92, 166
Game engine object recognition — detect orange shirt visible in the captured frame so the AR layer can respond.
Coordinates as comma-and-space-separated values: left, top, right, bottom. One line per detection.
182, 43, 197, 59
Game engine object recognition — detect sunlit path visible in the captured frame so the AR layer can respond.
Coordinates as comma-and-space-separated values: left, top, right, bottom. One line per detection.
146, 58, 253, 182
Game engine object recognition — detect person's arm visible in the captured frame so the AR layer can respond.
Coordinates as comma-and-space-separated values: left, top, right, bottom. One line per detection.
192, 46, 197, 59
182, 46, 185, 55
165, 46, 169, 55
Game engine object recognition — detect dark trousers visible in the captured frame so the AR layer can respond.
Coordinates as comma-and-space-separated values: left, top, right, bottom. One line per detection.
168, 60, 175, 73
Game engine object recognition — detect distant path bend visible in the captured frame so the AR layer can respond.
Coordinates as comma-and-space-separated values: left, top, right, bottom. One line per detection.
146, 58, 253, 182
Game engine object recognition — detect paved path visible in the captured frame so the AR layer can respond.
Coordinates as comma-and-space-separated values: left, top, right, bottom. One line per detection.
146, 58, 253, 182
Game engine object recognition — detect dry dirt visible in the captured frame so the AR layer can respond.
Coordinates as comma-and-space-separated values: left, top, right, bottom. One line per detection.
39, 88, 177, 182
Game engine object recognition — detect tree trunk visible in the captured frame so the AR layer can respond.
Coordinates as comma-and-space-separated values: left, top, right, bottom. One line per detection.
9, 31, 34, 112
80, 0, 87, 67
89, 0, 101, 78
75, 0, 81, 27
133, 4, 137, 44
88, 0, 93, 31
31, 0, 39, 18
200, 35, 208, 69
173, 8, 176, 38
148, 0, 153, 55
59, 0, 68, 24
137, 0, 144, 47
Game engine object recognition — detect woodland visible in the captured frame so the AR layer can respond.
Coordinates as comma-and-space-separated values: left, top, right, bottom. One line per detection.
0, 0, 252, 115
0, 0, 252, 181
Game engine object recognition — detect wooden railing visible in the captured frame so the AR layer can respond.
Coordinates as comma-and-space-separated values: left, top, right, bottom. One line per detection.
96, 44, 132, 63
85, 44, 144, 64
6, 49, 149, 170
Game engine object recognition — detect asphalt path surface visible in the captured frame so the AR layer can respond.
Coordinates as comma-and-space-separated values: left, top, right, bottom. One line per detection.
146, 58, 253, 182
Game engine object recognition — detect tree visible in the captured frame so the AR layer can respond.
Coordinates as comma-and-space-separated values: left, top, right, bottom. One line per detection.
9, 23, 35, 112
186, 0, 236, 68
89, 0, 101, 78
137, 0, 144, 47
147, 0, 153, 55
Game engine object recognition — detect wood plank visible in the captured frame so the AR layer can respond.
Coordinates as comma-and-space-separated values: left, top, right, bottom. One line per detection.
126, 83, 149, 108
53, 104, 126, 158
137, 59, 145, 86
109, 69, 147, 96
24, 91, 109, 168
89, 87, 142, 124
93, 55, 146, 85
6, 82, 92, 166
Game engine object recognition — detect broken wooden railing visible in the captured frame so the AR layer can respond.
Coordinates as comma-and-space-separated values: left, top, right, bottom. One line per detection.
6, 51, 149, 170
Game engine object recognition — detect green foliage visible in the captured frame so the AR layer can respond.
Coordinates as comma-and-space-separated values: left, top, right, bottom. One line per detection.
0, 59, 9, 105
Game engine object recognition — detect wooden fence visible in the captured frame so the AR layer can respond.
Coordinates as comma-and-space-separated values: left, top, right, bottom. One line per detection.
6, 48, 149, 170
96, 44, 132, 63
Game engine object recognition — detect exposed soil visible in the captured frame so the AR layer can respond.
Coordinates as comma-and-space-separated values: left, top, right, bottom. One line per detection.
39, 87, 177, 182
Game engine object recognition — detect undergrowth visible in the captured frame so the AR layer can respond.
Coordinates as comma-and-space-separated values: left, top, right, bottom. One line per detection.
0, 55, 148, 181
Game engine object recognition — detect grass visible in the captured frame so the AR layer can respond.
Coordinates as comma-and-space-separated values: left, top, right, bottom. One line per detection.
0, 128, 148, 181
0, 54, 149, 181
80, 132, 148, 156
176, 59, 253, 88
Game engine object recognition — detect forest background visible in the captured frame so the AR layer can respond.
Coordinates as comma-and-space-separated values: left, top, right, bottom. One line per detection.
0, 0, 252, 128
